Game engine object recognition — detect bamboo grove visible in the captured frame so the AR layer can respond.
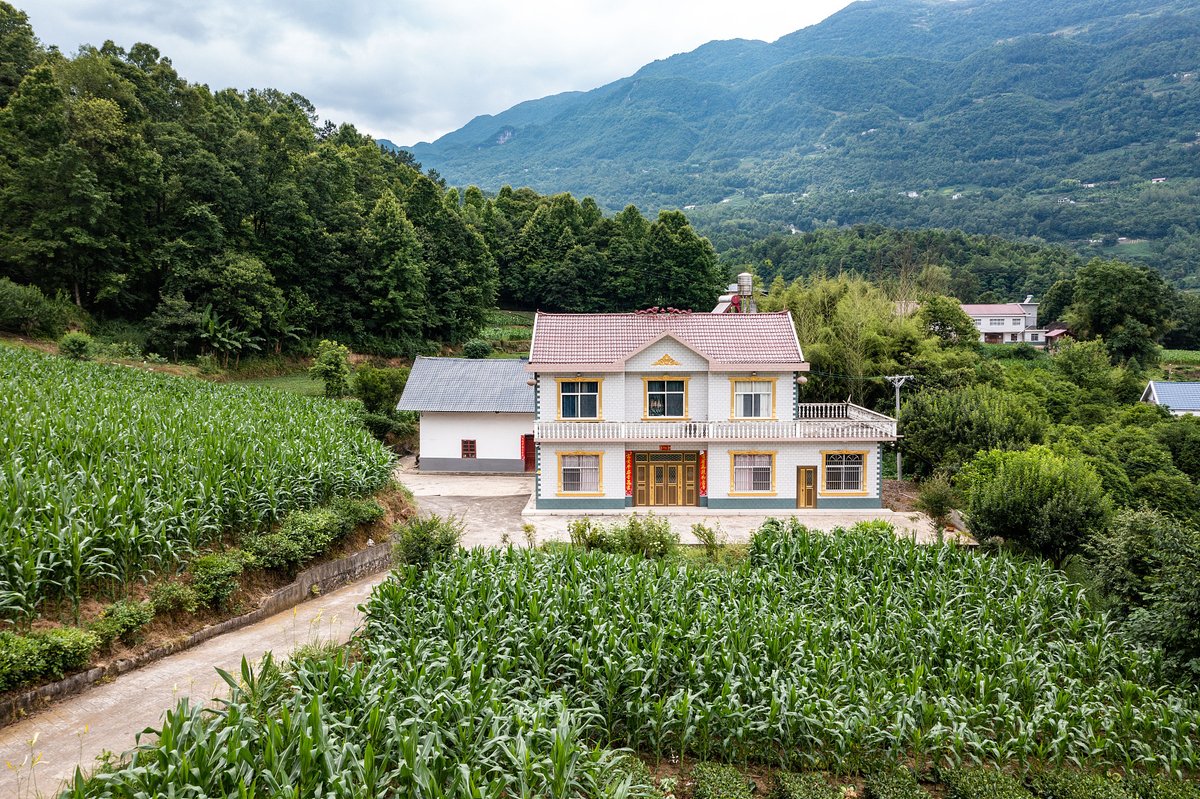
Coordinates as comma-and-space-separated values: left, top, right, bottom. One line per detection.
0, 345, 394, 623
72, 522, 1200, 797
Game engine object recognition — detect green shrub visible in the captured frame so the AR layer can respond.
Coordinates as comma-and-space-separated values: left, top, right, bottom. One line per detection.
0, 631, 48, 691
850, 519, 897, 538
462, 339, 492, 359
245, 497, 383, 570
90, 600, 155, 648
196, 353, 220, 374
772, 772, 841, 799
0, 278, 73, 337
93, 340, 144, 360
568, 518, 609, 550
0, 627, 99, 691
148, 580, 200, 616
941, 767, 1034, 799
309, 339, 352, 398
1026, 770, 1132, 799
36, 627, 99, 676
190, 550, 253, 610
958, 446, 1112, 566
615, 513, 678, 558
692, 763, 753, 799
59, 331, 94, 360
566, 515, 678, 558
692, 522, 726, 559
1123, 775, 1200, 799
246, 507, 343, 570
393, 515, 463, 571
354, 365, 410, 414
865, 767, 927, 799
329, 496, 385, 527
604, 754, 656, 797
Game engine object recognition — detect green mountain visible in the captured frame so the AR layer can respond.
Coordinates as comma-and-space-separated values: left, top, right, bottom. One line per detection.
406, 0, 1200, 283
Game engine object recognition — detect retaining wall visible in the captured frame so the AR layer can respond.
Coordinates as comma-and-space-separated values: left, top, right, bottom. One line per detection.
0, 542, 393, 727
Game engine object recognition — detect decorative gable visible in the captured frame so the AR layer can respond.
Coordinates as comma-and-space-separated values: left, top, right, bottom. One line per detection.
651, 353, 682, 367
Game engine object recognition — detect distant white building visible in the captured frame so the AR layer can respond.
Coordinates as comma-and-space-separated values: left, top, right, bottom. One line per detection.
1141, 381, 1200, 416
960, 296, 1046, 346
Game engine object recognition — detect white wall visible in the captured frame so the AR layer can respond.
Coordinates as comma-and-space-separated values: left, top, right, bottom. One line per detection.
537, 442, 628, 498
706, 372, 794, 421
707, 442, 878, 500
420, 412, 533, 460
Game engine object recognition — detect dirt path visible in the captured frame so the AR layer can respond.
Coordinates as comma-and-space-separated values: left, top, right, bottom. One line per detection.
0, 573, 387, 799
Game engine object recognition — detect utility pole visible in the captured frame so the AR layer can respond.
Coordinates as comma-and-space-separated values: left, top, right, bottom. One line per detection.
884, 375, 913, 481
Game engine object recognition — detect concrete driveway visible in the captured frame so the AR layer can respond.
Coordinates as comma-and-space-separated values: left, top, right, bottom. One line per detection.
397, 466, 940, 545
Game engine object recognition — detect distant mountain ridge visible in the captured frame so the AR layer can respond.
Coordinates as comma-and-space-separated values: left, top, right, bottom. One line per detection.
403, 0, 1200, 275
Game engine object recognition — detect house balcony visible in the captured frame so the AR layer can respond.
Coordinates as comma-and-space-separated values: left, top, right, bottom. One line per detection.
535, 403, 897, 443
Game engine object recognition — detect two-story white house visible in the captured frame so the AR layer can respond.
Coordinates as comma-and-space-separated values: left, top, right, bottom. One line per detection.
961, 296, 1046, 345
527, 311, 897, 511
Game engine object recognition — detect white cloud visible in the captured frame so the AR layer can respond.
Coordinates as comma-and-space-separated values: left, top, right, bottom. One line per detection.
24, 0, 853, 144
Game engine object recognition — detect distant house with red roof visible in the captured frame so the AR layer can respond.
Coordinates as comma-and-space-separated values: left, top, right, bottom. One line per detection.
960, 296, 1046, 346
525, 310, 896, 511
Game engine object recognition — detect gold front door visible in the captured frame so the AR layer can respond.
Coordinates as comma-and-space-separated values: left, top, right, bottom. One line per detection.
634, 452, 699, 507
797, 466, 817, 509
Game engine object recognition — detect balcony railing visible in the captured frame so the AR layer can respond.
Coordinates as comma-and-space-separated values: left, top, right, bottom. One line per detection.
536, 404, 896, 442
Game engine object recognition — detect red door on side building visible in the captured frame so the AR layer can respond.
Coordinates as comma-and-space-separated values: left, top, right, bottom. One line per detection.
522, 434, 536, 472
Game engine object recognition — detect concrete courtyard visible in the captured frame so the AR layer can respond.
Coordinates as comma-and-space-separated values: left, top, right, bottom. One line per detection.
397, 466, 943, 545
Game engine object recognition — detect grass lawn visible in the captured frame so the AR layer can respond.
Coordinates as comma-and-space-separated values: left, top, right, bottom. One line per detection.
1162, 349, 1200, 366
236, 372, 325, 396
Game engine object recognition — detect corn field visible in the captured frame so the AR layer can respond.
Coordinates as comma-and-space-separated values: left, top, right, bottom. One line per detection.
0, 345, 394, 622
70, 523, 1200, 797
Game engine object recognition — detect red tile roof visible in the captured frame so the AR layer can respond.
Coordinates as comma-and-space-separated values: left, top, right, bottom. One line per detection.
529, 312, 804, 367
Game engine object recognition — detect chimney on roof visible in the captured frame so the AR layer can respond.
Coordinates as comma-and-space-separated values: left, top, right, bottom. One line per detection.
736, 272, 757, 313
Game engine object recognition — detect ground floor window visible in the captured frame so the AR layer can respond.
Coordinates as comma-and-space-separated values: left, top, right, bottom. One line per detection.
824, 452, 864, 492
561, 453, 601, 493
461, 440, 477, 459
732, 453, 773, 492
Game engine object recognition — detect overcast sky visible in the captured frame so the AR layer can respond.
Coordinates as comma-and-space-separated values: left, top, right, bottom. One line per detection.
25, 1, 854, 145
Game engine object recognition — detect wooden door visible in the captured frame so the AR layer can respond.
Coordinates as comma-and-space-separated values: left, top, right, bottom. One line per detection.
522, 434, 535, 472
796, 466, 817, 509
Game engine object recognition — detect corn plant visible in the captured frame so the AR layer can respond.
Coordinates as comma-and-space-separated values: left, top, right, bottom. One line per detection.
66, 522, 1200, 797
0, 345, 394, 624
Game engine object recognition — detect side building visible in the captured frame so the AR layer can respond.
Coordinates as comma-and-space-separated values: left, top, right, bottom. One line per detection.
527, 311, 897, 511
397, 356, 535, 472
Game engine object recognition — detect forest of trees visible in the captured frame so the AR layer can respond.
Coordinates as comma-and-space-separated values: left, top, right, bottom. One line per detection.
0, 4, 723, 359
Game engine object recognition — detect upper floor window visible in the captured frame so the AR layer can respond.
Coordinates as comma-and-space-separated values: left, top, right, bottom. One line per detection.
559, 380, 599, 419
988, 318, 1004, 326
1012, 318, 1024, 326
646, 379, 686, 418
824, 452, 864, 492
733, 380, 773, 418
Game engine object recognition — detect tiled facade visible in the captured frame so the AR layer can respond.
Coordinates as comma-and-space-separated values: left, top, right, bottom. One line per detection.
528, 313, 896, 511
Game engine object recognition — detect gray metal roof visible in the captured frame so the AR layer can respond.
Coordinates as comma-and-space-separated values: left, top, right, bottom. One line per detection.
397, 357, 534, 413
1145, 381, 1200, 411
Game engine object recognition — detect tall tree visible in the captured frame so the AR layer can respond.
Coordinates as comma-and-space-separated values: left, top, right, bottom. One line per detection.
1067, 259, 1174, 364
0, 2, 40, 108
366, 190, 426, 344
643, 210, 723, 311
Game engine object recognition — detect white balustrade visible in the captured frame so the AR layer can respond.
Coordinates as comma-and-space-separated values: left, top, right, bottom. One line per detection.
534, 405, 896, 442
